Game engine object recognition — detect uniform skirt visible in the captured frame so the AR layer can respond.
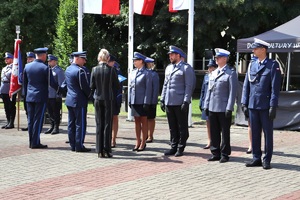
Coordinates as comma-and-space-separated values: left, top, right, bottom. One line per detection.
112, 100, 121, 116
201, 111, 209, 120
147, 104, 157, 119
131, 104, 147, 117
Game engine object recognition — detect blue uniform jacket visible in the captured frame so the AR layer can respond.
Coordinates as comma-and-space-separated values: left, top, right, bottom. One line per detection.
150, 70, 159, 105
63, 63, 91, 108
23, 59, 58, 103
129, 66, 152, 105
48, 65, 65, 98
199, 73, 209, 110
161, 61, 194, 106
203, 65, 238, 112
241, 58, 281, 109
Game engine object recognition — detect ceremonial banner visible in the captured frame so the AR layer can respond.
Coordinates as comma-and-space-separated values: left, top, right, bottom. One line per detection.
9, 39, 23, 97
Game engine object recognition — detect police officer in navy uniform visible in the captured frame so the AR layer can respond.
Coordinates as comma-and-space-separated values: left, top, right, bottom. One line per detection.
242, 38, 281, 170
1, 52, 17, 129
129, 52, 152, 152
44, 54, 65, 134
107, 55, 123, 148
21, 52, 36, 131
23, 47, 59, 149
203, 48, 238, 163
161, 46, 195, 157
62, 51, 91, 152
144, 57, 159, 143
199, 59, 217, 149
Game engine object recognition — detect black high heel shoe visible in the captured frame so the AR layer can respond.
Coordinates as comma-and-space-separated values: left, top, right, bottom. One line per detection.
104, 151, 113, 158
137, 144, 146, 152
246, 149, 252, 154
98, 151, 105, 158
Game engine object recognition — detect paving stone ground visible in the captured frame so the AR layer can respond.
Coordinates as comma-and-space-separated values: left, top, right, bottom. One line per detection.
0, 108, 299, 200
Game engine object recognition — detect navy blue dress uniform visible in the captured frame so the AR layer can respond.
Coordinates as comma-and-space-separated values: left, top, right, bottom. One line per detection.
199, 59, 217, 120
1, 52, 17, 129
203, 48, 238, 162
112, 61, 123, 116
90, 50, 120, 158
161, 46, 195, 157
21, 52, 36, 131
62, 51, 91, 152
45, 54, 65, 134
23, 47, 59, 148
145, 57, 159, 120
242, 38, 281, 169
129, 52, 152, 116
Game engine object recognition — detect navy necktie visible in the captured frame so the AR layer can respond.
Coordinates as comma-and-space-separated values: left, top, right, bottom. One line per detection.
217, 69, 220, 75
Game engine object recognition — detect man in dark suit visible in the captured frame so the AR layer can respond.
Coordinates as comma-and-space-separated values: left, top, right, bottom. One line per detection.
23, 47, 59, 149
203, 48, 238, 163
161, 45, 195, 157
62, 51, 91, 152
242, 38, 281, 170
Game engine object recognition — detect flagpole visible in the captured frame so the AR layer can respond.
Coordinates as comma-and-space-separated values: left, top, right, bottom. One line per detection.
127, 0, 134, 121
16, 26, 20, 131
78, 0, 83, 51
187, 0, 194, 127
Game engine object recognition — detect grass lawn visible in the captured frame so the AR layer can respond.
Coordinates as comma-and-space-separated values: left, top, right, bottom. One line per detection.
3, 97, 236, 124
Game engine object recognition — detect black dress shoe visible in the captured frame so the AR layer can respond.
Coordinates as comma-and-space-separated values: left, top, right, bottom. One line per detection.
207, 156, 221, 161
245, 159, 262, 167
71, 147, 75, 152
21, 127, 28, 131
51, 130, 59, 135
203, 145, 210, 149
262, 161, 271, 170
44, 127, 54, 134
219, 156, 229, 163
76, 147, 91, 152
31, 144, 48, 149
5, 124, 14, 129
175, 150, 183, 157
164, 149, 177, 156
1, 124, 8, 129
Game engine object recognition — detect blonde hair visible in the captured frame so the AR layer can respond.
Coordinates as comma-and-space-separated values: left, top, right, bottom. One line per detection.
147, 62, 155, 70
98, 49, 110, 63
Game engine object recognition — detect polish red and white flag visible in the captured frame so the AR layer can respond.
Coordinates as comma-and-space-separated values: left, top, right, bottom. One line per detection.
83, 0, 120, 15
134, 0, 156, 16
169, 0, 189, 12
9, 39, 23, 98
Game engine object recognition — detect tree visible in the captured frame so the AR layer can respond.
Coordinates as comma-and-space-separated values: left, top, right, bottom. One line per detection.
0, 0, 59, 60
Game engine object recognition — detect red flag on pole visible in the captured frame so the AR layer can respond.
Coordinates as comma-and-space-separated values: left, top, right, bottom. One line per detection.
134, 0, 156, 16
83, 0, 120, 15
9, 39, 23, 98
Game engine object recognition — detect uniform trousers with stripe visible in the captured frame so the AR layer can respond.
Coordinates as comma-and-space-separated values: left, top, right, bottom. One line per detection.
27, 102, 47, 147
67, 106, 87, 150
